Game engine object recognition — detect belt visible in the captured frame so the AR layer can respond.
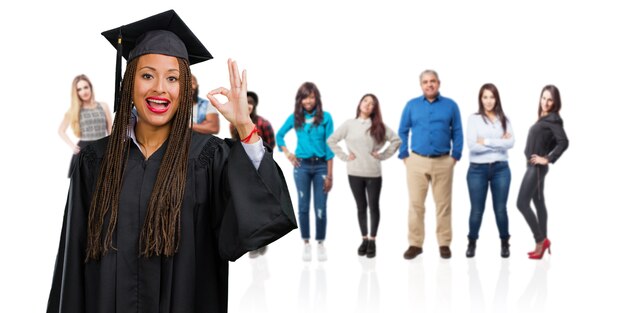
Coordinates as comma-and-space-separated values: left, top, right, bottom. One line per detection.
412, 151, 449, 158
300, 157, 325, 162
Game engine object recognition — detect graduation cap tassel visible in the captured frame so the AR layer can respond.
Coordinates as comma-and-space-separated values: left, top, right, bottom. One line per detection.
113, 30, 123, 113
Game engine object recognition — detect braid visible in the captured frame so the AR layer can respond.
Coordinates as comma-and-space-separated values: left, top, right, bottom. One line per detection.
139, 58, 192, 257
86, 57, 193, 260
86, 59, 136, 261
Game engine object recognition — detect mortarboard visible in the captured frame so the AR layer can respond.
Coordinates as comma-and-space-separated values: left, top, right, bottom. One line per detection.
101, 10, 213, 112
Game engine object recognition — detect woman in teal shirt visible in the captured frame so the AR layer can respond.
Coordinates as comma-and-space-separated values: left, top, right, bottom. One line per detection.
277, 82, 334, 262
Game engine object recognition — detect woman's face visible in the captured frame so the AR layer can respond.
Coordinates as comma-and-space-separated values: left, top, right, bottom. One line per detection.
76, 80, 92, 104
301, 93, 316, 113
481, 89, 496, 113
247, 96, 255, 115
359, 96, 375, 118
133, 54, 181, 128
540, 90, 553, 114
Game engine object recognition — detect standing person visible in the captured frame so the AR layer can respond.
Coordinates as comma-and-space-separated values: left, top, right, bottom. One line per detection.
47, 10, 296, 313
229, 91, 276, 258
465, 83, 515, 258
398, 69, 463, 260
191, 74, 220, 134
276, 82, 334, 262
58, 74, 113, 176
517, 85, 568, 260
230, 91, 276, 148
327, 93, 401, 258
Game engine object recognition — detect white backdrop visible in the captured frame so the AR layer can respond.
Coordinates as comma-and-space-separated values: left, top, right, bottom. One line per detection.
1, 1, 624, 312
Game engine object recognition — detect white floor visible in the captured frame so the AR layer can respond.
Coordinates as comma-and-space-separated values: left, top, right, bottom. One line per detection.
228, 232, 622, 313
226, 157, 625, 313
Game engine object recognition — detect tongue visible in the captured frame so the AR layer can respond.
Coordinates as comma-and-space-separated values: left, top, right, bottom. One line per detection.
147, 101, 169, 113
149, 102, 168, 109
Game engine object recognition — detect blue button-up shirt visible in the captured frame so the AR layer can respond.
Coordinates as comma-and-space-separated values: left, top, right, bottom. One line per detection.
398, 94, 463, 160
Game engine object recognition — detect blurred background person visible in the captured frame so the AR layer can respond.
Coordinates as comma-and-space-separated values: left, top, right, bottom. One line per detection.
277, 82, 334, 262
58, 74, 112, 176
464, 83, 514, 258
327, 93, 400, 258
230, 91, 275, 148
191, 74, 220, 134
517, 85, 569, 260
230, 91, 276, 258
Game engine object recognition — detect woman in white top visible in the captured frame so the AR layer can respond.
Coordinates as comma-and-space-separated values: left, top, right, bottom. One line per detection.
327, 94, 401, 258
465, 83, 514, 258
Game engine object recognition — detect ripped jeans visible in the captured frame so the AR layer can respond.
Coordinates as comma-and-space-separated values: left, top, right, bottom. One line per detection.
294, 157, 328, 241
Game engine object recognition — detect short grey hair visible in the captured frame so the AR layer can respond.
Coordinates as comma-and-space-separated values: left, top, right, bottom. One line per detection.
419, 69, 439, 82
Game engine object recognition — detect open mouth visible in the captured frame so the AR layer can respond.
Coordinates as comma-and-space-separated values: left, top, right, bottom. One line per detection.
146, 97, 171, 114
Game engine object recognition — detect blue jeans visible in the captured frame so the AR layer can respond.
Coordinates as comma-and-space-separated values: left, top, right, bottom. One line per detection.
294, 158, 328, 241
466, 161, 511, 240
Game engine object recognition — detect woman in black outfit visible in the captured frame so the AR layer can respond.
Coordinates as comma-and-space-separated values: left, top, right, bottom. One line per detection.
517, 85, 569, 260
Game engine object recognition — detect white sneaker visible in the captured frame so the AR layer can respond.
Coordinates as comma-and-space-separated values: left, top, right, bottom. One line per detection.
317, 243, 327, 262
302, 243, 312, 262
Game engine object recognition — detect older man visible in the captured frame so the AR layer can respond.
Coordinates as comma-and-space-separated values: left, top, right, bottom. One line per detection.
398, 70, 463, 259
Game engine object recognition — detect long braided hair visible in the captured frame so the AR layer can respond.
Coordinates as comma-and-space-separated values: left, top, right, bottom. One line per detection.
86, 56, 193, 261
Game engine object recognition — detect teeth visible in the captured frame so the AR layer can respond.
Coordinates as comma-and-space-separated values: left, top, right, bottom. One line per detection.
147, 99, 169, 104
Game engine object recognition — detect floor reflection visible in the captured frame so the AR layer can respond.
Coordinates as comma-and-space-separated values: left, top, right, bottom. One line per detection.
237, 256, 269, 313
298, 263, 327, 313
356, 257, 379, 313
517, 259, 550, 313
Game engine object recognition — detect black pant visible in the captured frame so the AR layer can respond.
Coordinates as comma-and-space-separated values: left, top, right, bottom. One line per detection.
348, 175, 382, 237
517, 164, 549, 243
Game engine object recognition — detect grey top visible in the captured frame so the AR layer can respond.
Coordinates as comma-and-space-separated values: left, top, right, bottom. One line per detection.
327, 118, 401, 177
79, 102, 107, 141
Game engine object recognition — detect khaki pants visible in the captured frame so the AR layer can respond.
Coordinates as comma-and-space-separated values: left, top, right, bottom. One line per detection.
405, 153, 455, 247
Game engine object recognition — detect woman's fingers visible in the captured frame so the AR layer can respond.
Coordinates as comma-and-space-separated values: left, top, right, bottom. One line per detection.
228, 58, 242, 89
208, 87, 229, 98
206, 87, 230, 111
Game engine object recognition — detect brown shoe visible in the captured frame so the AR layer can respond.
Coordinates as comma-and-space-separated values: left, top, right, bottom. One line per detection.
403, 246, 423, 260
440, 246, 452, 259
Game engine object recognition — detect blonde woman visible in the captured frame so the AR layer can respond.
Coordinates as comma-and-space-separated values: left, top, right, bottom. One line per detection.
58, 74, 112, 175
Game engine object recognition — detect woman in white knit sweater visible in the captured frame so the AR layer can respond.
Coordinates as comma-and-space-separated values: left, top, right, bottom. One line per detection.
327, 94, 401, 258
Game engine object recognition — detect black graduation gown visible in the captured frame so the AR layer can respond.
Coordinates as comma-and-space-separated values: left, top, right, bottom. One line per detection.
47, 133, 297, 313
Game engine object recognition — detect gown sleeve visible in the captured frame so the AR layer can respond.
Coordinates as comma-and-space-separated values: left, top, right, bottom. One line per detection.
208, 138, 297, 261
47, 145, 97, 313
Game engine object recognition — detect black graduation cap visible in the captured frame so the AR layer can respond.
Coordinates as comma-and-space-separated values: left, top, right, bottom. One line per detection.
101, 10, 213, 112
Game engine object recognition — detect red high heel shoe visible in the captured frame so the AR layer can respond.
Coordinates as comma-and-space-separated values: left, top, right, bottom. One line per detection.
529, 238, 551, 259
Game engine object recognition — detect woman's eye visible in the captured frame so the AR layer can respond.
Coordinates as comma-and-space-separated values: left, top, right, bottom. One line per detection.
167, 76, 179, 82
142, 73, 153, 79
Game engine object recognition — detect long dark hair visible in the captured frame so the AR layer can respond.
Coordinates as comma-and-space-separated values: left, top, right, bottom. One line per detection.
537, 84, 562, 119
231, 91, 260, 139
294, 82, 323, 129
86, 56, 193, 260
355, 94, 385, 145
477, 83, 508, 132
247, 91, 259, 123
